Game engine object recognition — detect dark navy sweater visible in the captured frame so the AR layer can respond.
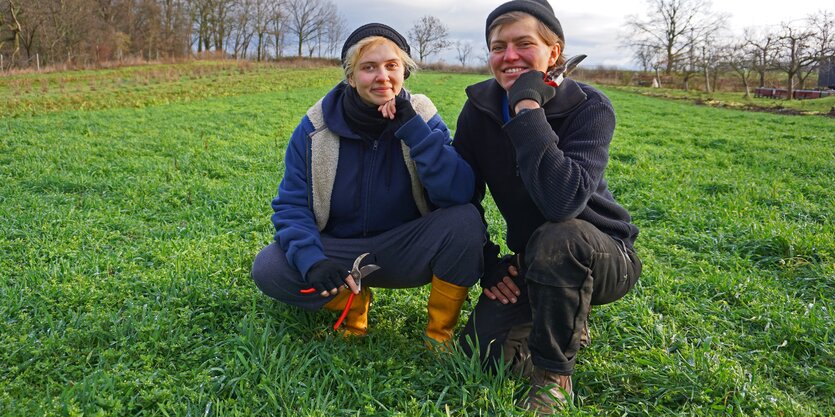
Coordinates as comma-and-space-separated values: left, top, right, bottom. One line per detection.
453, 78, 639, 258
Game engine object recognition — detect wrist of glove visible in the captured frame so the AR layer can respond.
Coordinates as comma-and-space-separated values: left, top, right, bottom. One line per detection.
394, 96, 418, 125
305, 259, 346, 293
508, 70, 556, 111
480, 254, 519, 289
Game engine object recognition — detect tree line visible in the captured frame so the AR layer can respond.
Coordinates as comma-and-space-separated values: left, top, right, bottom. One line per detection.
0, 0, 350, 69
624, 0, 835, 98
0, 0, 462, 71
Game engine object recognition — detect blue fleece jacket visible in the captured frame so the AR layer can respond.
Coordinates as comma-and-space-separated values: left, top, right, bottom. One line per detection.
271, 83, 475, 278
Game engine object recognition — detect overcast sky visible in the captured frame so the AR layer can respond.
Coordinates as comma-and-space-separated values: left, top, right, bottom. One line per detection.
330, 0, 828, 68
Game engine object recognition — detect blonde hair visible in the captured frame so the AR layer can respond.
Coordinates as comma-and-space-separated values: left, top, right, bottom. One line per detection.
488, 11, 566, 69
342, 36, 418, 81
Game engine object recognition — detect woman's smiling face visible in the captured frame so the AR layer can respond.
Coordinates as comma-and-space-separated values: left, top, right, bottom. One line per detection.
347, 40, 405, 106
488, 14, 560, 91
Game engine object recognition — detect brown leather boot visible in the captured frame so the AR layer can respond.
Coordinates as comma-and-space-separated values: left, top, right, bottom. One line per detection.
503, 321, 588, 378
502, 322, 533, 376
425, 276, 468, 348
521, 368, 573, 414
323, 287, 372, 336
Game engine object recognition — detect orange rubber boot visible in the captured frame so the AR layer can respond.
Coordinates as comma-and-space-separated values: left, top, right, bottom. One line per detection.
425, 276, 468, 348
323, 287, 372, 336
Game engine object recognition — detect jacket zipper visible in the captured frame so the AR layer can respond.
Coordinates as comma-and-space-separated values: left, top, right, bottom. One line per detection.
362, 139, 379, 236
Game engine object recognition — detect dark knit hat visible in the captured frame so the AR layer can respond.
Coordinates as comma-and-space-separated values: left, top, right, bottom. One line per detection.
485, 0, 564, 45
341, 23, 411, 63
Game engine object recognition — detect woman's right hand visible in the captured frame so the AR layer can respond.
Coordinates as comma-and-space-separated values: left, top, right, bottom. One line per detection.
508, 70, 556, 113
378, 97, 417, 125
378, 98, 397, 120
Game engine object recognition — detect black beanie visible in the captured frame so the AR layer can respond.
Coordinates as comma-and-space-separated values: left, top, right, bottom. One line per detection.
341, 23, 411, 64
485, 0, 564, 45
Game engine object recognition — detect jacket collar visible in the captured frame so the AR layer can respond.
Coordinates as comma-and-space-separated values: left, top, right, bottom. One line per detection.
321, 82, 359, 139
321, 82, 411, 140
465, 77, 588, 123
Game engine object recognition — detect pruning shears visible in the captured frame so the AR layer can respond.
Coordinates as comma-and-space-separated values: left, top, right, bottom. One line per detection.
300, 253, 380, 330
544, 54, 587, 87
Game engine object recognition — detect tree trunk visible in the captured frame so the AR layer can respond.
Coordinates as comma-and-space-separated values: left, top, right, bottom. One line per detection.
742, 73, 751, 99
797, 73, 809, 90
704, 67, 711, 92
712, 70, 719, 91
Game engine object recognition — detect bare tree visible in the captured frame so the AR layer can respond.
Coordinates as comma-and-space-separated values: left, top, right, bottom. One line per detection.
624, 0, 727, 74
774, 20, 816, 99
40, 0, 92, 65
309, 1, 338, 57
631, 43, 664, 86
270, 4, 286, 58
322, 8, 345, 58
679, 28, 701, 90
0, 0, 23, 66
285, 0, 332, 57
134, 0, 165, 60
798, 10, 835, 88
2, 0, 192, 68
190, 0, 212, 53
455, 40, 472, 66
719, 39, 755, 98
158, 0, 190, 58
696, 28, 725, 92
408, 15, 450, 63
633, 43, 659, 72
0, 0, 333, 68
211, 0, 234, 53
743, 26, 780, 87
228, 0, 253, 58
251, 0, 280, 61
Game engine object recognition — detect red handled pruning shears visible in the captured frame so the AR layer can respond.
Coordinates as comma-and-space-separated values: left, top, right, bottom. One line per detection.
545, 54, 587, 87
300, 253, 381, 330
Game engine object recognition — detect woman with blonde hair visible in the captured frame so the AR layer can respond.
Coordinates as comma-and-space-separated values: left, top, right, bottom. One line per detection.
252, 23, 482, 347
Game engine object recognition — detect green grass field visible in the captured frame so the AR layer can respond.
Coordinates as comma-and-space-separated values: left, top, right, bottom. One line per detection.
1, 62, 833, 416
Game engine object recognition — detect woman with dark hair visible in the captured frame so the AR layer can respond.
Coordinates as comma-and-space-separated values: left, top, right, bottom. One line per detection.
252, 23, 483, 347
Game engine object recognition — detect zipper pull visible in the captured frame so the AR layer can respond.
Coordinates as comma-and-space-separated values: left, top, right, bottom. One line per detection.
372, 140, 379, 151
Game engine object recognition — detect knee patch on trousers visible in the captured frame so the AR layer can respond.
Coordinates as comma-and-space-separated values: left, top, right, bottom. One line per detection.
524, 220, 596, 288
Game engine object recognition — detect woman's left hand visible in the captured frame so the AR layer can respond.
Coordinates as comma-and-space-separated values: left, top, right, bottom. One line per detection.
483, 264, 521, 304
378, 98, 397, 120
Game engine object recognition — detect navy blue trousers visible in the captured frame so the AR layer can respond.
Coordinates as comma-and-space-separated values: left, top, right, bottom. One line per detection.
252, 204, 484, 310
459, 219, 642, 375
